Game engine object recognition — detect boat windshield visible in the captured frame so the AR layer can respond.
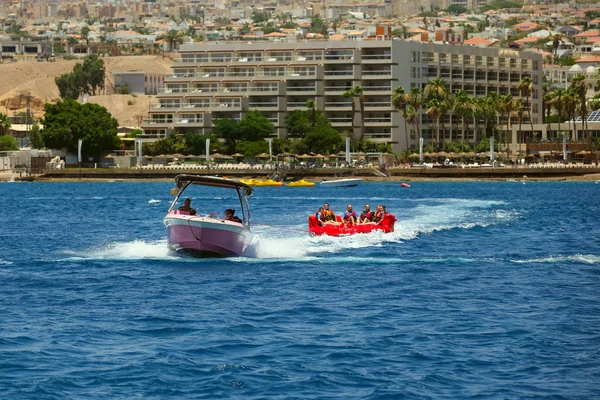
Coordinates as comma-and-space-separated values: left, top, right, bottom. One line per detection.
168, 175, 252, 225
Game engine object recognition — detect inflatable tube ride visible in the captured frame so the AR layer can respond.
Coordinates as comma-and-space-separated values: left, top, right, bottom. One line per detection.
308, 214, 396, 236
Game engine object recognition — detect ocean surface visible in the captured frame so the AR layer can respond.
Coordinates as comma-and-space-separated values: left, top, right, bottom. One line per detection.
1, 180, 599, 399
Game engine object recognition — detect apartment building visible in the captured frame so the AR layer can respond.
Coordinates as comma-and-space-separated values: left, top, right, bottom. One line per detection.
142, 40, 542, 153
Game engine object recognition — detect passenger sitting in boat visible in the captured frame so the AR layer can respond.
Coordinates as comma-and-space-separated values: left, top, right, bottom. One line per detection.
315, 207, 325, 226
342, 204, 356, 225
321, 203, 339, 225
358, 204, 375, 224
373, 205, 386, 224
225, 208, 242, 224
178, 198, 196, 215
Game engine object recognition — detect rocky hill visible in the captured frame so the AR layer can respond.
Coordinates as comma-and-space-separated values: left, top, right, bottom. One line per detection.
0, 55, 172, 127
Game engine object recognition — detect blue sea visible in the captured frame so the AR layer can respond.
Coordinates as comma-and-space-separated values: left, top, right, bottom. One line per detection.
1, 180, 599, 399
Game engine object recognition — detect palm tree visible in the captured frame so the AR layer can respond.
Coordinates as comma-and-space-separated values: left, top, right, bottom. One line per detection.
518, 77, 535, 141
551, 88, 566, 136
515, 98, 524, 156
426, 98, 442, 150
570, 74, 588, 140
306, 99, 316, 127
453, 90, 473, 151
424, 78, 449, 102
0, 112, 11, 135
565, 88, 578, 141
543, 91, 554, 123
500, 94, 515, 153
342, 88, 356, 138
352, 85, 365, 139
407, 88, 423, 143
392, 86, 410, 156
424, 79, 450, 148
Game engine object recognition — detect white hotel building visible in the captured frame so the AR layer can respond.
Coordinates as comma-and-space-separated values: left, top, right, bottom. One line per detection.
141, 40, 543, 154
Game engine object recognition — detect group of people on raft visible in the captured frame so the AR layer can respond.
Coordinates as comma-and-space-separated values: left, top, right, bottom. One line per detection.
315, 203, 387, 226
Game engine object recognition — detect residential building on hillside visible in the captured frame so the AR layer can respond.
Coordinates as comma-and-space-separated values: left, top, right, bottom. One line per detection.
141, 40, 543, 154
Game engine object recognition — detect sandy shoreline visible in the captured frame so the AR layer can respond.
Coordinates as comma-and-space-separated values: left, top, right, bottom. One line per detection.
9, 173, 600, 183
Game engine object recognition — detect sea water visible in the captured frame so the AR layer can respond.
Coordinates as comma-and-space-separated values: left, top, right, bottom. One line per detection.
0, 181, 599, 399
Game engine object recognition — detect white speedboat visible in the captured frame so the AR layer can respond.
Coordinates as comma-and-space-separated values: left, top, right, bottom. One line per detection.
163, 175, 254, 257
319, 178, 362, 187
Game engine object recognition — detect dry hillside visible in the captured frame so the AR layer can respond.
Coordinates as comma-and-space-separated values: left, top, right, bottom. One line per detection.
0, 55, 172, 126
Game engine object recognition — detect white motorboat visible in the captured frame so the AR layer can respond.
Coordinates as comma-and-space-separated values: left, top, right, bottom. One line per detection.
319, 178, 362, 187
163, 175, 254, 257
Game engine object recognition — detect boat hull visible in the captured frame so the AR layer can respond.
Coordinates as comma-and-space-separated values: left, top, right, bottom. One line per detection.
319, 178, 362, 187
308, 214, 395, 236
164, 213, 254, 257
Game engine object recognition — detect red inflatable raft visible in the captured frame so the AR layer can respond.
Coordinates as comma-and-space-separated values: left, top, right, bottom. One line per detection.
308, 214, 396, 236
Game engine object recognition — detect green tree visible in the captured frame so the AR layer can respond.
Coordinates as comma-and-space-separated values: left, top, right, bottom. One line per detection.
571, 74, 588, 139
81, 25, 91, 48
407, 88, 424, 143
342, 88, 357, 138
82, 54, 105, 95
251, 9, 271, 23
426, 98, 442, 149
212, 118, 241, 154
302, 126, 343, 154
518, 77, 534, 140
0, 113, 11, 135
55, 54, 105, 99
40, 99, 120, 156
309, 14, 328, 35
235, 140, 269, 158
447, 5, 467, 15
306, 99, 317, 127
184, 132, 216, 155
453, 90, 474, 149
392, 86, 410, 156
0, 135, 18, 151
238, 110, 274, 141
29, 124, 44, 149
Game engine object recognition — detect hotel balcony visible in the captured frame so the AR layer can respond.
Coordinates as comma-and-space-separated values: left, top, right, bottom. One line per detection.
142, 119, 173, 129
209, 99, 242, 111
324, 101, 352, 111
361, 53, 392, 64
148, 102, 180, 112
323, 52, 354, 63
286, 85, 316, 95
173, 116, 204, 127
324, 85, 352, 95
362, 69, 392, 79
287, 71, 317, 80
328, 117, 353, 127
364, 102, 393, 111
246, 87, 279, 95
362, 86, 392, 95
364, 117, 392, 127
248, 101, 279, 111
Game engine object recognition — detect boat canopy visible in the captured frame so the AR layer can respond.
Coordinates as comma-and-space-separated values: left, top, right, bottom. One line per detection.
174, 174, 254, 196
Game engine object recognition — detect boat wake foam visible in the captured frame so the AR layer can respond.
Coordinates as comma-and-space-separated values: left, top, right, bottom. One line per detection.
60, 239, 178, 262
58, 199, 521, 262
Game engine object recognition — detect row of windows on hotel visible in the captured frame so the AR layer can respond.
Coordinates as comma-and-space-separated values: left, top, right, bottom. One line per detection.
178, 49, 385, 64
411, 52, 539, 71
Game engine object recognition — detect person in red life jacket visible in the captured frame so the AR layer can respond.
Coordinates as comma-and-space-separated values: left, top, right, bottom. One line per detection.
224, 208, 242, 224
358, 203, 375, 224
342, 204, 357, 225
321, 203, 339, 225
373, 204, 386, 224
315, 207, 325, 226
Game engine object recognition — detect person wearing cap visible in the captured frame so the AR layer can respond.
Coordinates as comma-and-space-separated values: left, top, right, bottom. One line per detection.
224, 208, 242, 223
177, 198, 196, 215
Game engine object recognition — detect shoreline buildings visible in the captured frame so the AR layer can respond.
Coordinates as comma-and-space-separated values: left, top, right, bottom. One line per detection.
142, 36, 543, 154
